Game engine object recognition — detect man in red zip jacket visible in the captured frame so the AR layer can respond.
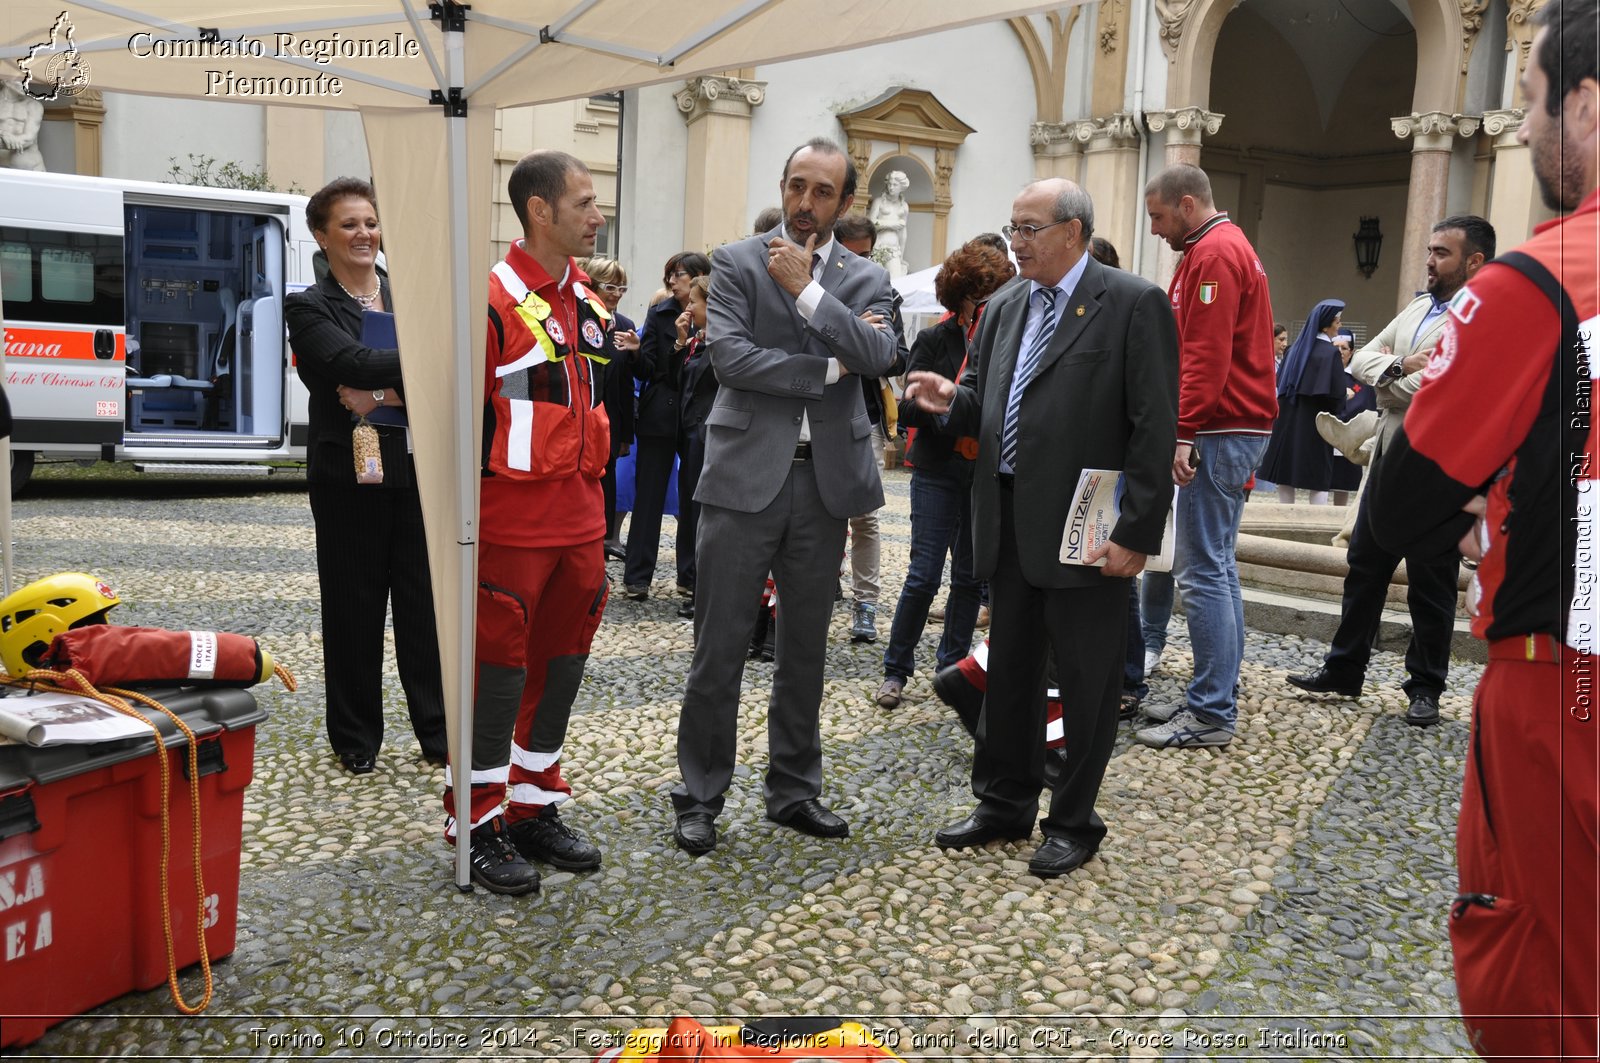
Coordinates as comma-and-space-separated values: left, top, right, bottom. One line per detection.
1370, 2, 1599, 1055
1135, 164, 1277, 748
443, 150, 613, 896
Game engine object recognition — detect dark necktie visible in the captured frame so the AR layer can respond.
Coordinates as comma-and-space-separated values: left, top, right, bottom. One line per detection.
999, 286, 1059, 471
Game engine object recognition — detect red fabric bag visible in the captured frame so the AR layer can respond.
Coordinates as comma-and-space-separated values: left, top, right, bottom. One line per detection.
39, 626, 279, 688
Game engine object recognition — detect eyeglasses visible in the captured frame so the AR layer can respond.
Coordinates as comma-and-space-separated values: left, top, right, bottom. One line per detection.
1001, 220, 1070, 243
668, 269, 691, 281
598, 283, 628, 295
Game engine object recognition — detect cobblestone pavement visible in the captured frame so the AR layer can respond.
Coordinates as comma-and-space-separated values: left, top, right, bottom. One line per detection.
5, 467, 1479, 1060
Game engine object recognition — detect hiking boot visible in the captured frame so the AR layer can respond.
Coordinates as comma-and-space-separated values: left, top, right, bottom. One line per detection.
508, 807, 601, 871
850, 602, 878, 642
468, 818, 540, 895
1134, 710, 1234, 749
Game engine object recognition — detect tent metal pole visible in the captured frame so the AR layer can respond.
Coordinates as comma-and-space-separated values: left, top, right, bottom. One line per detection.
436, 0, 477, 893
0, 268, 10, 598
660, 0, 784, 66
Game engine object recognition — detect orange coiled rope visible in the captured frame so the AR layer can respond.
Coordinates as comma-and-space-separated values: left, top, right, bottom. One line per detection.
1, 668, 212, 1012
0, 659, 295, 1014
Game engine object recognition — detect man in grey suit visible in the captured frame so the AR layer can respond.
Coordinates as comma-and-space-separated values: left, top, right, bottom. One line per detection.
905, 178, 1178, 878
672, 138, 899, 854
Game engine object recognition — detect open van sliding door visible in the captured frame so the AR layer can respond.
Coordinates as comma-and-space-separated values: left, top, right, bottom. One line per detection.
0, 226, 127, 489
234, 221, 285, 440
121, 196, 288, 450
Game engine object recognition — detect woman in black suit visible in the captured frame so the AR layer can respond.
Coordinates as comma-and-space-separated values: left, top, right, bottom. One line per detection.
579, 256, 640, 559
674, 274, 718, 620
283, 177, 446, 775
621, 251, 711, 599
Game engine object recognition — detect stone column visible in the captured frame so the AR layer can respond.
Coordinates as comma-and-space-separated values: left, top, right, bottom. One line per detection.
1481, 108, 1550, 246
1079, 113, 1142, 261
1029, 121, 1085, 183
1145, 105, 1223, 168
1144, 107, 1224, 284
676, 75, 766, 252
932, 146, 956, 263
40, 90, 104, 175
1391, 111, 1480, 310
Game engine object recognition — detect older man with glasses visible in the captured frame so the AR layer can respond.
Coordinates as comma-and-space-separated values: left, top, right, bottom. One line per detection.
904, 178, 1178, 878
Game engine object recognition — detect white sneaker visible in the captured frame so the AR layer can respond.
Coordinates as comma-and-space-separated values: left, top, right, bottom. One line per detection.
1141, 701, 1182, 722
1134, 709, 1233, 749
1143, 648, 1162, 675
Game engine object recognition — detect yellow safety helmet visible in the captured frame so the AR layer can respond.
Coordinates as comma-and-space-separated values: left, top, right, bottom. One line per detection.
0, 572, 121, 676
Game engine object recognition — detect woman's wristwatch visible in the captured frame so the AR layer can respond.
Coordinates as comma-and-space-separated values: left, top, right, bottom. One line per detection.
372, 389, 384, 402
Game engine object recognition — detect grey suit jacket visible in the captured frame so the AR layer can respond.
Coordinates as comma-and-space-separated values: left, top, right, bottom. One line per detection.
696, 227, 898, 518
1348, 294, 1447, 461
948, 255, 1179, 588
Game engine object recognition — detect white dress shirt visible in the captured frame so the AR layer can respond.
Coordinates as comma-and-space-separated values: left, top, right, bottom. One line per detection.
780, 225, 842, 442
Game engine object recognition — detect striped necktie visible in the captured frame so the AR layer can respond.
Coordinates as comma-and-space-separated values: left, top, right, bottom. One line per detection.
999, 286, 1059, 472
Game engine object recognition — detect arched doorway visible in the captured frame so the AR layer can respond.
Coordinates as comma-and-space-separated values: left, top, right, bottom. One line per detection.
1200, 1, 1417, 337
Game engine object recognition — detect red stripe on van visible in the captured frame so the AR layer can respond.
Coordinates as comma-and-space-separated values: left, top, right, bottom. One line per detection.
2, 327, 125, 362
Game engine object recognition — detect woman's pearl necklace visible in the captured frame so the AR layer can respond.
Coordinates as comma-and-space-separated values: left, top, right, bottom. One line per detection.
337, 277, 381, 309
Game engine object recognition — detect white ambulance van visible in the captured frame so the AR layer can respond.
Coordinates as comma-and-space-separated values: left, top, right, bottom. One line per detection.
0, 169, 318, 493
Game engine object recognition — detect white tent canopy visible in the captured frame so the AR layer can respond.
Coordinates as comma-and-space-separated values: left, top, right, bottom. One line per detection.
3, 0, 1070, 886
893, 264, 943, 317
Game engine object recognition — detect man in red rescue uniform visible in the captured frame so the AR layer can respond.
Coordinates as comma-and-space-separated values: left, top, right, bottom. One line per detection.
444, 150, 612, 895
1371, 2, 1599, 1055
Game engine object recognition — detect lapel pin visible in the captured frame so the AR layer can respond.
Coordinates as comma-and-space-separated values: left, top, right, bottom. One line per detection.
1075, 305, 1085, 316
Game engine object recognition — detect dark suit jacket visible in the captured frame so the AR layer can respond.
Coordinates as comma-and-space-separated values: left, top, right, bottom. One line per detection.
600, 310, 636, 454
284, 274, 412, 488
633, 297, 686, 440
679, 332, 718, 430
948, 255, 1178, 587
699, 227, 898, 519
899, 316, 974, 481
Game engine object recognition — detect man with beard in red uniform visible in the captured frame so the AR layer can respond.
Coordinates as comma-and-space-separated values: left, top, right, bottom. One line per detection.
444, 150, 613, 895
1371, 1, 1599, 1056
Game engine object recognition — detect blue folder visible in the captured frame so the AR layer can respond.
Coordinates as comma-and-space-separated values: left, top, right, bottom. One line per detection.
359, 310, 408, 427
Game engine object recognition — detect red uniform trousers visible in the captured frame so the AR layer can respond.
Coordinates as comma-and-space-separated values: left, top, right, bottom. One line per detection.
443, 537, 607, 837
1452, 640, 1598, 1061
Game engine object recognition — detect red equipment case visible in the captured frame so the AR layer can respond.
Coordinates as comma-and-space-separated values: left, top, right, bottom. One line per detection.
0, 687, 265, 1048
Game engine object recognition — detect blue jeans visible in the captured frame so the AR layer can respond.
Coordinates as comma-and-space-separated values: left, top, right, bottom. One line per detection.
1123, 581, 1147, 699
882, 468, 981, 680
1140, 569, 1175, 655
1173, 432, 1267, 729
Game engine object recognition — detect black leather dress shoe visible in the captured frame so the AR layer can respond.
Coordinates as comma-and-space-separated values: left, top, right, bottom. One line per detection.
769, 798, 849, 839
673, 812, 717, 854
1405, 692, 1441, 727
1286, 666, 1363, 698
934, 812, 1033, 850
1028, 837, 1095, 878
338, 752, 376, 775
